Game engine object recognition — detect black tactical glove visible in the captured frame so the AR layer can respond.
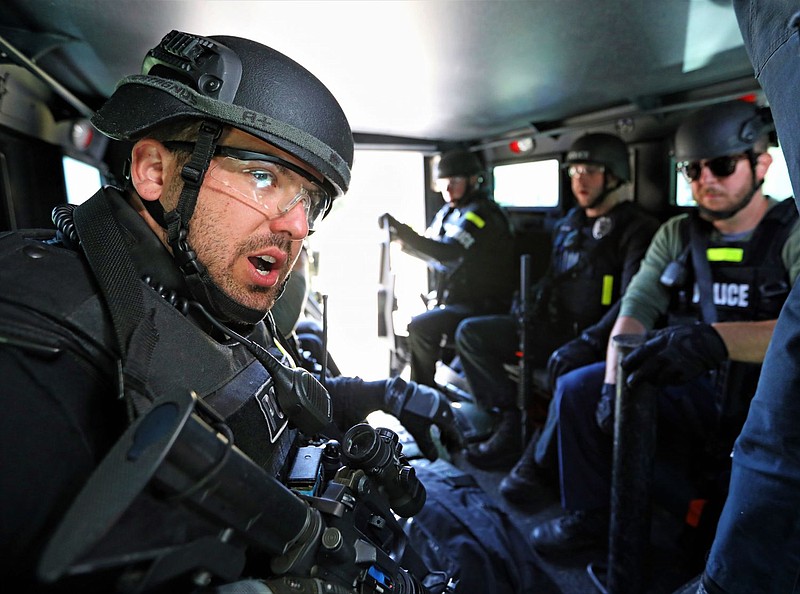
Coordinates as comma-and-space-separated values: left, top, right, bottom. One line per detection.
595, 382, 616, 436
384, 377, 465, 460
378, 213, 413, 242
621, 323, 728, 388
547, 301, 619, 391
546, 332, 605, 392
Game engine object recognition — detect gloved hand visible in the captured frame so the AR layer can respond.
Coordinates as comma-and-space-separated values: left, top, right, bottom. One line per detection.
546, 333, 605, 392
621, 323, 728, 388
595, 382, 616, 436
384, 377, 465, 460
378, 213, 412, 242
378, 212, 397, 229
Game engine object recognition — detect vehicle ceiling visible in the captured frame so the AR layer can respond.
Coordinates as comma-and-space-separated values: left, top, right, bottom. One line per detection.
0, 0, 759, 147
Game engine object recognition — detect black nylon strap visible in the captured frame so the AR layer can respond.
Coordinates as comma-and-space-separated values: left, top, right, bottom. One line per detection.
167, 121, 222, 248
688, 216, 718, 324
73, 193, 159, 419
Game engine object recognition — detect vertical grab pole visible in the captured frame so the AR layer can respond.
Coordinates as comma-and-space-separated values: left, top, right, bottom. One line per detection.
320, 293, 329, 387
606, 334, 657, 594
517, 254, 533, 447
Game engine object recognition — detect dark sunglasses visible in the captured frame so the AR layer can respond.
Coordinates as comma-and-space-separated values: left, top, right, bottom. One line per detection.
678, 153, 749, 182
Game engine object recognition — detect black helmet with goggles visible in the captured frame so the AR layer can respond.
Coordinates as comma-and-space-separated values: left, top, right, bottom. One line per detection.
673, 100, 771, 163
93, 30, 353, 199
674, 100, 773, 221
563, 133, 630, 182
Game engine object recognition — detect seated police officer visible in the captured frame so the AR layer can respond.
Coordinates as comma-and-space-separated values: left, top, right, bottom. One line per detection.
528, 100, 800, 555
379, 150, 516, 388
0, 31, 459, 591
457, 134, 659, 472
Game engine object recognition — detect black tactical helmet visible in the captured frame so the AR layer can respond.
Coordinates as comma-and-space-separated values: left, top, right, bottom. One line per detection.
564, 133, 630, 182
436, 149, 483, 178
93, 30, 353, 198
673, 100, 771, 162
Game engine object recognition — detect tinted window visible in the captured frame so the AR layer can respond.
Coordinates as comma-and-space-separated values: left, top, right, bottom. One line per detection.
493, 160, 560, 208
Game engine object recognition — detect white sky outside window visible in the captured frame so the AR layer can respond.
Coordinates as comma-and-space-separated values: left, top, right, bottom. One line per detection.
306, 150, 427, 380
63, 156, 102, 205
493, 160, 560, 208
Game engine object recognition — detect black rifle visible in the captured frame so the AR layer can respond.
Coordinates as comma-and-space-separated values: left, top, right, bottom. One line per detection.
516, 254, 538, 447
38, 390, 450, 594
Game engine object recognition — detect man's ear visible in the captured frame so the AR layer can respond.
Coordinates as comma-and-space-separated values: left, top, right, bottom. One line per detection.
755, 151, 773, 182
130, 139, 169, 202
604, 173, 620, 189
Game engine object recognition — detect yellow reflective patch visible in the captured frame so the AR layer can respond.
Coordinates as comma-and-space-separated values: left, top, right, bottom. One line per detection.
274, 340, 296, 367
601, 275, 614, 305
464, 211, 486, 228
706, 247, 744, 262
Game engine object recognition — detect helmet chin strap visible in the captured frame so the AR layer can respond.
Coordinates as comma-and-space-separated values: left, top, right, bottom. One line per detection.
584, 174, 622, 211
698, 178, 764, 222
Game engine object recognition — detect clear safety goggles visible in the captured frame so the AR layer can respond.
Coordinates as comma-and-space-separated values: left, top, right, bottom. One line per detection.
165, 141, 331, 231
677, 153, 749, 182
434, 175, 468, 194
566, 164, 605, 178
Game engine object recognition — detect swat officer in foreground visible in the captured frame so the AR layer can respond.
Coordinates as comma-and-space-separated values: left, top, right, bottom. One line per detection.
0, 30, 459, 592
528, 100, 800, 556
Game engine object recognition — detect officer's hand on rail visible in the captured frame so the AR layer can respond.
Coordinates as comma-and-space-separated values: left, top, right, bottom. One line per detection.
378, 213, 413, 242
378, 212, 395, 228
384, 377, 465, 460
621, 323, 728, 388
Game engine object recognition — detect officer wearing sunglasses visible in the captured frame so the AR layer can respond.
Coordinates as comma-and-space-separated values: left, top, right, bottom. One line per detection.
528, 99, 800, 557
675, 112, 772, 224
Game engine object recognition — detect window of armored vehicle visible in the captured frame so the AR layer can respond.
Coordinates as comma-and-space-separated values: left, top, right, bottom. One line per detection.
306, 149, 427, 379
493, 159, 560, 209
63, 156, 102, 205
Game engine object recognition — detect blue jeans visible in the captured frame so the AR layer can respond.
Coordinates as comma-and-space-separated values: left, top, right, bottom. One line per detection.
704, 3, 800, 592
556, 363, 717, 512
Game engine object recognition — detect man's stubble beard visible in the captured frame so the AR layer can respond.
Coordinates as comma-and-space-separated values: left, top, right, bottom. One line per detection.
167, 180, 294, 313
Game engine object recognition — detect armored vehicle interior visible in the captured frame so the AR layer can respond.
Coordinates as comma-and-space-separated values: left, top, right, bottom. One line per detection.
0, 2, 793, 593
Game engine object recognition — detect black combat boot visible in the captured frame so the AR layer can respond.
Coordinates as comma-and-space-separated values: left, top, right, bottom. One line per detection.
499, 434, 554, 503
529, 509, 609, 554
465, 410, 522, 470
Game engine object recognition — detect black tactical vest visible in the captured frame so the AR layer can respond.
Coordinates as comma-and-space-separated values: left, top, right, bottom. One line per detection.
670, 199, 797, 324
0, 200, 296, 478
548, 202, 642, 333
668, 199, 798, 437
